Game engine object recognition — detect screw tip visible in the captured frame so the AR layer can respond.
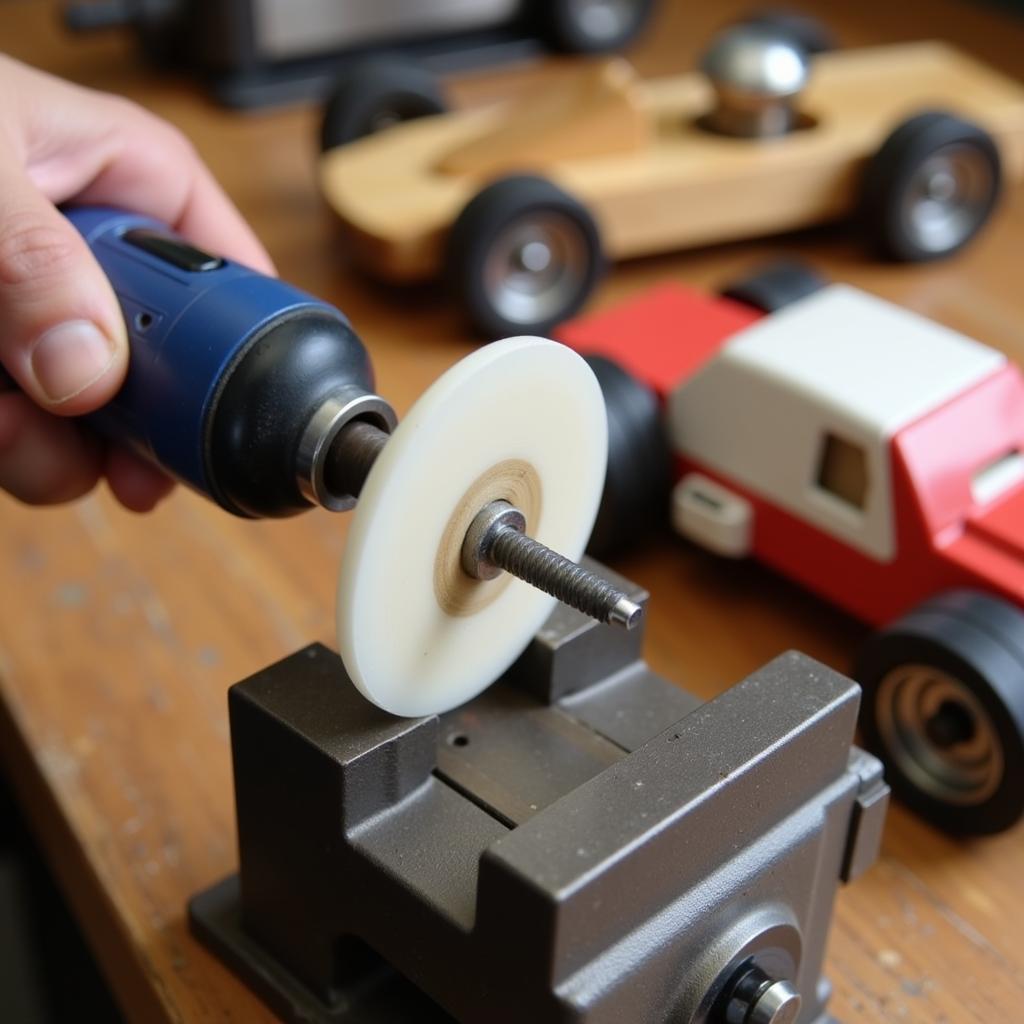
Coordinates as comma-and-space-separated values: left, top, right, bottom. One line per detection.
609, 595, 644, 630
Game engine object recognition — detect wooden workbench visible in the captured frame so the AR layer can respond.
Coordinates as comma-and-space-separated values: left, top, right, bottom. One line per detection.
2, 1, 1023, 1020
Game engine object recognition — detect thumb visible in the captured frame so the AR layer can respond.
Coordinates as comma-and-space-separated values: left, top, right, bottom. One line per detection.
0, 168, 127, 415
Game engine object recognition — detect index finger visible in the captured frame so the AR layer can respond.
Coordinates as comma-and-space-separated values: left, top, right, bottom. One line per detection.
8, 60, 276, 274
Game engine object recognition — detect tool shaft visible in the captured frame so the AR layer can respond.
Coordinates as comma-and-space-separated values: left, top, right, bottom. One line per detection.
324, 420, 390, 499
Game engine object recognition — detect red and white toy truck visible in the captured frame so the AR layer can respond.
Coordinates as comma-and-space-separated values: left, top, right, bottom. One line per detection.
558, 268, 1024, 836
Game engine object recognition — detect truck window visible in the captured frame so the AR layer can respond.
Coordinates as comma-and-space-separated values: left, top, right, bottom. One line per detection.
816, 432, 868, 510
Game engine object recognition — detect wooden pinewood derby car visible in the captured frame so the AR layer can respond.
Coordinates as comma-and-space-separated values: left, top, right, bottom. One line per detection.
319, 23, 1024, 337
556, 262, 1024, 838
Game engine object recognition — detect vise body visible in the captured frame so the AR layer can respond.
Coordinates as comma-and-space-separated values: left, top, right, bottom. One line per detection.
189, 562, 887, 1023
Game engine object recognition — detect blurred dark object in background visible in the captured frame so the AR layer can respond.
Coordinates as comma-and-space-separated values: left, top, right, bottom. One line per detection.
61, 0, 659, 108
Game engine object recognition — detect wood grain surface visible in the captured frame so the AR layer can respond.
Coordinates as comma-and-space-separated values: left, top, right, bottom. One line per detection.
2, 1, 1024, 1021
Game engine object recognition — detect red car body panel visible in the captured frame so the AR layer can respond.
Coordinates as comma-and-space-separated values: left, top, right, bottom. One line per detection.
558, 283, 1024, 628
673, 451, 943, 627
897, 363, 1024, 610
555, 283, 760, 402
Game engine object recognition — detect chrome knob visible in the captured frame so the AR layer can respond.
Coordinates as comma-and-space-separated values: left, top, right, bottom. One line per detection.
701, 25, 810, 137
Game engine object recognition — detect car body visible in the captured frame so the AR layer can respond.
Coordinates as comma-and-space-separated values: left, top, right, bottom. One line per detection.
556, 279, 1024, 835
320, 40, 1024, 333
562, 281, 1024, 625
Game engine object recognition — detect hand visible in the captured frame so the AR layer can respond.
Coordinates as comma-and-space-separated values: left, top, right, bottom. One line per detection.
0, 56, 275, 510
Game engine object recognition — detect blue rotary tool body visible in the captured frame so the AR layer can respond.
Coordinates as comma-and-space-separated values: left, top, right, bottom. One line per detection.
64, 207, 395, 517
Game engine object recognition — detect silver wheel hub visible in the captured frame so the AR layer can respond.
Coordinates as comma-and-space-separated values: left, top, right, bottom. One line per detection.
516, 240, 554, 274
925, 168, 958, 202
902, 143, 994, 253
876, 664, 1003, 806
483, 214, 588, 327
569, 0, 638, 41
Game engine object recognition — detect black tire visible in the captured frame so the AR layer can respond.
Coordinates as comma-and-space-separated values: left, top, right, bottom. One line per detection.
584, 356, 672, 559
860, 111, 1002, 262
737, 11, 836, 55
446, 175, 605, 339
854, 590, 1024, 835
320, 61, 447, 152
535, 0, 656, 53
720, 260, 828, 313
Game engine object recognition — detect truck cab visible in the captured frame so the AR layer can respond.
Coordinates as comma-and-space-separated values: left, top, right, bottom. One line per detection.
669, 284, 1024, 625
558, 278, 1024, 836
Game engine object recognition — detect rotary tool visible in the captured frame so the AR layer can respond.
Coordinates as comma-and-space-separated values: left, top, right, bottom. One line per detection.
1, 207, 641, 713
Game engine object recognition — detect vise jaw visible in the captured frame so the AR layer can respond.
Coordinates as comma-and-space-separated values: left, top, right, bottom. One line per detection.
190, 562, 887, 1023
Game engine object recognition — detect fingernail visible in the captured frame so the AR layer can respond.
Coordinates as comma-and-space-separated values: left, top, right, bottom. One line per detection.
30, 320, 117, 404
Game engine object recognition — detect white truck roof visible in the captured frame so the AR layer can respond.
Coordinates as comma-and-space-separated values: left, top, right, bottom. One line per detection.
669, 284, 1004, 561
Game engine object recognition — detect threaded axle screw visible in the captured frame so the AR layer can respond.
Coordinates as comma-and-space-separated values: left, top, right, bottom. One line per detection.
461, 500, 643, 629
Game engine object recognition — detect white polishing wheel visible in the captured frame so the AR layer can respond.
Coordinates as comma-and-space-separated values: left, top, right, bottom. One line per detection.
337, 336, 607, 717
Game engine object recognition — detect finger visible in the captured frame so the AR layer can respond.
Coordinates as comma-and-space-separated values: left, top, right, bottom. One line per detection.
104, 445, 175, 512
74, 121, 277, 276
6, 63, 275, 275
0, 391, 103, 504
0, 158, 129, 414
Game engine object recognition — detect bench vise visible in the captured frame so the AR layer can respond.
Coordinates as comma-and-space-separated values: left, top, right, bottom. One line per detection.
189, 562, 887, 1023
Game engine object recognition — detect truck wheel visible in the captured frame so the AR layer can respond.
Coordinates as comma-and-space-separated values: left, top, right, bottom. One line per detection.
583, 356, 671, 559
320, 61, 447, 152
736, 11, 836, 54
446, 175, 605, 338
854, 590, 1024, 835
860, 111, 1002, 261
720, 260, 828, 313
536, 0, 656, 53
